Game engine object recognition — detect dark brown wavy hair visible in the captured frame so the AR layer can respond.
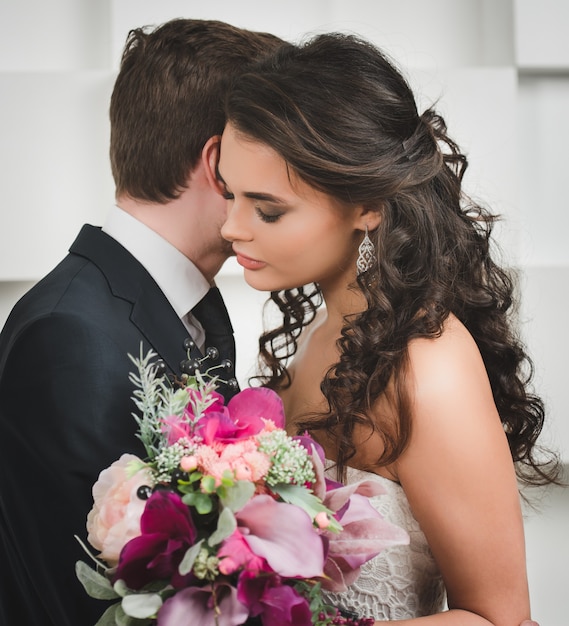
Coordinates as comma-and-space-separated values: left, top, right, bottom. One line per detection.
224, 33, 560, 487
110, 19, 282, 203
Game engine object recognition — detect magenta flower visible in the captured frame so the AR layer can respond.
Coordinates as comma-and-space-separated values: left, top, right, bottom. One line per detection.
161, 389, 227, 445
217, 529, 269, 576
157, 582, 249, 626
233, 494, 325, 578
114, 490, 197, 589
186, 388, 227, 416
228, 387, 285, 430
160, 414, 192, 445
237, 571, 313, 626
196, 387, 285, 444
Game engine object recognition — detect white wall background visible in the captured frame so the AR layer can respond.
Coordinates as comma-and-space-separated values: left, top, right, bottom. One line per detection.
0, 0, 567, 621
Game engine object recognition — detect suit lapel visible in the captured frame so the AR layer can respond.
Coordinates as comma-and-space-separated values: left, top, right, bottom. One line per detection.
130, 290, 194, 375
70, 225, 196, 375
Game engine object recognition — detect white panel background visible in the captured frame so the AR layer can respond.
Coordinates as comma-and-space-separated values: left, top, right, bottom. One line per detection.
0, 0, 567, 622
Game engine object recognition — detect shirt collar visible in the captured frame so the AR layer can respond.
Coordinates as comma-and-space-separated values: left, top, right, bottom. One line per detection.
102, 205, 210, 319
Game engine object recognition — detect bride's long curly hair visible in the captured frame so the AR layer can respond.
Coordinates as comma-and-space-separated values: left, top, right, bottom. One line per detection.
224, 33, 560, 487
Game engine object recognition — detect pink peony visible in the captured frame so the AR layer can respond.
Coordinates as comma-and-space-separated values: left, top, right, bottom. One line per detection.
86, 453, 153, 566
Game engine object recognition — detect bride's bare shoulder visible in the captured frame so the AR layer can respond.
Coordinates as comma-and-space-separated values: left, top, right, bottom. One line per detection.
406, 314, 494, 410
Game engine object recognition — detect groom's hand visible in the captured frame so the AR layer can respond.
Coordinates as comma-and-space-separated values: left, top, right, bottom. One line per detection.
520, 621, 539, 626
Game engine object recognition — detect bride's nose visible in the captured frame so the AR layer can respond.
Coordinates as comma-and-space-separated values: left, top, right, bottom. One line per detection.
221, 203, 252, 243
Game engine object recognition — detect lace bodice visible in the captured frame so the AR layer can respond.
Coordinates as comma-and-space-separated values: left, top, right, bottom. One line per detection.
322, 465, 446, 620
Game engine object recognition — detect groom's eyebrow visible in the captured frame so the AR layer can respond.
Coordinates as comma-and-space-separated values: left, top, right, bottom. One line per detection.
215, 165, 286, 204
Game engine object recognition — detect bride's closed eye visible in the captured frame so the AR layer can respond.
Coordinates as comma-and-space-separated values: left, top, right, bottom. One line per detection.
255, 205, 283, 223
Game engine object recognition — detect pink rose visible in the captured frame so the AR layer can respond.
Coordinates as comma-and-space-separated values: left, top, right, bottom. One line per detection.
86, 453, 153, 566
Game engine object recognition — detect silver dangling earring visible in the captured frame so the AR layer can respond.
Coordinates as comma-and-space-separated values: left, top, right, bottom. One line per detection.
356, 225, 376, 275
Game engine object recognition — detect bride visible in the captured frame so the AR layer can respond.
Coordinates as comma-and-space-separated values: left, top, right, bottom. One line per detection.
216, 32, 559, 624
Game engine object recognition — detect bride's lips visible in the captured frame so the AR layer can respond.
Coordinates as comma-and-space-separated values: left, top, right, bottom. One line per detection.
234, 251, 267, 270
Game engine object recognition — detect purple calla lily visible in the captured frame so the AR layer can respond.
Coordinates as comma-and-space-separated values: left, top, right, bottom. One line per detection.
233, 494, 326, 578
158, 582, 249, 626
320, 480, 410, 591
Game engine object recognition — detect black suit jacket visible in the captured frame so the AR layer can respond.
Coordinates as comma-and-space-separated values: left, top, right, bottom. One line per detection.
0, 225, 209, 625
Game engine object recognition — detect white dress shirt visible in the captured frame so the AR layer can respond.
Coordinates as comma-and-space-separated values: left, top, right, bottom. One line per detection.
102, 205, 209, 349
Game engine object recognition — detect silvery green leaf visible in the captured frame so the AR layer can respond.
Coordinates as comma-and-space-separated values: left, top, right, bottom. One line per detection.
115, 603, 140, 626
182, 491, 212, 514
272, 483, 339, 523
219, 480, 255, 512
170, 387, 191, 413
122, 593, 163, 619
178, 539, 204, 576
93, 602, 121, 626
113, 578, 130, 598
75, 561, 119, 600
208, 506, 237, 547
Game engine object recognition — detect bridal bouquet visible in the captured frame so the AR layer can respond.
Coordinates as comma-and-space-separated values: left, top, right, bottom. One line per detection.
77, 349, 408, 626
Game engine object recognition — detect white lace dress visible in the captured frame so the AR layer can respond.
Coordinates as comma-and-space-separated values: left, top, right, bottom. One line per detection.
322, 465, 446, 620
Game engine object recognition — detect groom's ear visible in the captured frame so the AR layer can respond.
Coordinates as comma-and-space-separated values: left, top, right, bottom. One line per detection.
201, 135, 225, 195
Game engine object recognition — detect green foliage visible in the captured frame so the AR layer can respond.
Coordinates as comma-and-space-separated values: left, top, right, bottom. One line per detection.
294, 580, 338, 626
181, 490, 213, 514
257, 429, 316, 486
272, 483, 342, 533
93, 602, 153, 626
208, 507, 237, 547
219, 479, 255, 512
75, 561, 119, 600
121, 593, 163, 619
128, 348, 177, 459
178, 540, 205, 576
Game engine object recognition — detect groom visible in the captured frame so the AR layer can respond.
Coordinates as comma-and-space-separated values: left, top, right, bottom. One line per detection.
0, 19, 282, 626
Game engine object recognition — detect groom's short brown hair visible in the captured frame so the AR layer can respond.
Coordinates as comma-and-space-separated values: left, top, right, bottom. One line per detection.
110, 19, 282, 203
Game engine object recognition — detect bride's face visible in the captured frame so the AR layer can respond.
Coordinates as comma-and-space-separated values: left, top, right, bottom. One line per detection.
218, 123, 364, 293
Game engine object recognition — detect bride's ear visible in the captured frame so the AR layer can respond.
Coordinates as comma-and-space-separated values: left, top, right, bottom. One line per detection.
354, 206, 381, 232
201, 135, 225, 196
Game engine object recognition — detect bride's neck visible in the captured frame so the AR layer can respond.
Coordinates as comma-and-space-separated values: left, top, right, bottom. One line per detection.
320, 281, 367, 323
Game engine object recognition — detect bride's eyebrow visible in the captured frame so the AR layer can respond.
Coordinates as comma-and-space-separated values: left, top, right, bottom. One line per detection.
215, 164, 287, 205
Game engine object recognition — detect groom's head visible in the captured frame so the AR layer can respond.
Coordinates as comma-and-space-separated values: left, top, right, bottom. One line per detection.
109, 19, 283, 204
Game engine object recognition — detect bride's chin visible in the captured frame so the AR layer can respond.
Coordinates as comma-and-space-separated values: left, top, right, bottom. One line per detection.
243, 272, 296, 294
